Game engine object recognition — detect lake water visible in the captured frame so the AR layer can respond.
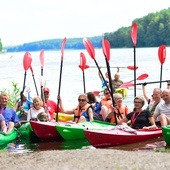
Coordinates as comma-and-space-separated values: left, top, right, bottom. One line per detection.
0, 47, 170, 153
1, 47, 170, 109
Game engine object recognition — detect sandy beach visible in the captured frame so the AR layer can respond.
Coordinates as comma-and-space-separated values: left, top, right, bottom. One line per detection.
1, 148, 170, 170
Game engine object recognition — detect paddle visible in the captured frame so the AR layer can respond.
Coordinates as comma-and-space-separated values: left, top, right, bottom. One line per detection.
121, 79, 170, 88
102, 37, 118, 124
127, 66, 138, 70
79, 52, 89, 93
56, 37, 67, 122
158, 45, 166, 88
83, 38, 111, 94
120, 73, 149, 88
30, 66, 39, 96
89, 65, 138, 70
39, 49, 44, 76
130, 22, 138, 97
22, 52, 32, 105
39, 76, 46, 110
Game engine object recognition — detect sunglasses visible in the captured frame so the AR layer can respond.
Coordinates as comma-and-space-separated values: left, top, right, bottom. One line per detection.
134, 101, 142, 104
104, 92, 110, 95
78, 99, 86, 102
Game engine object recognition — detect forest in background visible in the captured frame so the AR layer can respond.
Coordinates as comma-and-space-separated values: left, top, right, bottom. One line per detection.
3, 7, 170, 52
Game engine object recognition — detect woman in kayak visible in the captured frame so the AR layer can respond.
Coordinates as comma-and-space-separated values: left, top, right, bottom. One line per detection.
63, 94, 94, 123
105, 93, 129, 123
118, 96, 157, 129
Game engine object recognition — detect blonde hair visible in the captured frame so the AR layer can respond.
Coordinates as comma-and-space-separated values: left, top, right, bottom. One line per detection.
32, 96, 43, 107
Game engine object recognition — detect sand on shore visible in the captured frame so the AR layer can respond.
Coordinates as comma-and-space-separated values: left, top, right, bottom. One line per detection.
1, 148, 170, 170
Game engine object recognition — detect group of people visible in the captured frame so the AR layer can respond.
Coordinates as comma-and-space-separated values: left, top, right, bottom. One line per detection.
1, 69, 170, 134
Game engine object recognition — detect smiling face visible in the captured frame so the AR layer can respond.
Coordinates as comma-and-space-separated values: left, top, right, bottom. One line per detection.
0, 93, 9, 107
133, 96, 145, 110
33, 97, 43, 110
78, 94, 88, 107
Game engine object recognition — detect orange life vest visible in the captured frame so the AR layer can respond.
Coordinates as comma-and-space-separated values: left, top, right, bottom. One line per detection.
110, 105, 129, 123
74, 103, 91, 122
100, 97, 112, 109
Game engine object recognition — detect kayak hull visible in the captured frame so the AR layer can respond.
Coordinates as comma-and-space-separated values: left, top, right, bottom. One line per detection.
0, 129, 18, 145
162, 125, 170, 146
84, 128, 162, 148
56, 120, 115, 140
30, 121, 72, 140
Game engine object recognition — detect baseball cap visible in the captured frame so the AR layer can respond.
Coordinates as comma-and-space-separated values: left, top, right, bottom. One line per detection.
43, 87, 50, 93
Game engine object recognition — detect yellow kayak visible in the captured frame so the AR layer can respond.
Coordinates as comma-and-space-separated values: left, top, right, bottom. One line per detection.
115, 88, 128, 98
54, 112, 74, 122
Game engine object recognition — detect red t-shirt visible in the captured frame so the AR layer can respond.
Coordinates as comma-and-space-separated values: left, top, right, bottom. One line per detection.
46, 100, 60, 120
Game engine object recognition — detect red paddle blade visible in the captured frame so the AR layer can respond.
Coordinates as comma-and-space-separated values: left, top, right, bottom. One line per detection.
79, 65, 89, 70
61, 37, 67, 61
39, 49, 44, 68
158, 45, 166, 64
137, 73, 149, 80
127, 66, 138, 70
121, 82, 135, 88
130, 22, 138, 46
93, 91, 100, 95
83, 38, 95, 59
23, 52, 32, 71
102, 39, 110, 62
79, 52, 87, 71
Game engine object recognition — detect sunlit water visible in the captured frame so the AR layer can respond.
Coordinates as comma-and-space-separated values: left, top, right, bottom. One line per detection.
0, 47, 170, 153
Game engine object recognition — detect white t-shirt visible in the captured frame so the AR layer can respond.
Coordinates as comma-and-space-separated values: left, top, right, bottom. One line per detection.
154, 102, 170, 118
27, 107, 45, 121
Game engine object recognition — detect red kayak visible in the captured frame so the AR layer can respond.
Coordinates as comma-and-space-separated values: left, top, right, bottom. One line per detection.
84, 126, 162, 148
30, 121, 73, 140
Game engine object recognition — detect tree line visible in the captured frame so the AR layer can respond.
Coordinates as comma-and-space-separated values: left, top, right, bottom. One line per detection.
4, 7, 170, 52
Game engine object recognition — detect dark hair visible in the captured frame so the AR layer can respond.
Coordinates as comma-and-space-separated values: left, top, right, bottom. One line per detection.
86, 92, 97, 104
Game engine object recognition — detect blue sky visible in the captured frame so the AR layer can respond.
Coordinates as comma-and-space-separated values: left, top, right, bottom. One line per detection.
0, 0, 169, 46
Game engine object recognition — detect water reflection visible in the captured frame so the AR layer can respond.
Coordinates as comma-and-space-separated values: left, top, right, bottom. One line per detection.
1, 136, 170, 154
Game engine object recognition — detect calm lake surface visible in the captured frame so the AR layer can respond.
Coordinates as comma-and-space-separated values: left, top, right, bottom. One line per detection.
0, 47, 170, 153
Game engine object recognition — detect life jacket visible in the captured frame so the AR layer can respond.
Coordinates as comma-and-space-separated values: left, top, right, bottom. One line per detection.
74, 103, 91, 122
100, 97, 112, 109
110, 105, 129, 123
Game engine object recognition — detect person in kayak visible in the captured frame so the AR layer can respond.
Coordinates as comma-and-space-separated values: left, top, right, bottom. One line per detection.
142, 84, 163, 123
63, 94, 94, 123
42, 87, 64, 121
153, 89, 170, 126
105, 93, 129, 123
86, 91, 102, 121
118, 96, 157, 129
27, 96, 50, 121
13, 90, 31, 121
0, 92, 19, 133
111, 72, 123, 90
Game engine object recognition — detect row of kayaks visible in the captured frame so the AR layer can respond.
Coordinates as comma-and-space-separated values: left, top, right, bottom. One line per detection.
1, 119, 170, 148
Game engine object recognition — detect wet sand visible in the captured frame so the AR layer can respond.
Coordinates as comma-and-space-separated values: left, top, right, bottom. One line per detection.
1, 148, 170, 170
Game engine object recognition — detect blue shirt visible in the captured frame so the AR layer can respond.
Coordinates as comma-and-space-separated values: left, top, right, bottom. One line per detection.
0, 107, 19, 125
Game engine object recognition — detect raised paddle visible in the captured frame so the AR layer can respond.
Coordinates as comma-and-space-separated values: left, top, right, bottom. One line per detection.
120, 73, 149, 88
30, 65, 39, 96
39, 49, 44, 76
102, 37, 118, 124
79, 52, 89, 93
83, 38, 111, 95
130, 22, 138, 97
158, 45, 166, 88
22, 52, 32, 105
56, 37, 67, 122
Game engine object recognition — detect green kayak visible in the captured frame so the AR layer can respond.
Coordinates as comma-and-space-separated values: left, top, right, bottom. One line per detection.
55, 120, 115, 140
0, 129, 18, 145
17, 122, 34, 140
162, 125, 170, 146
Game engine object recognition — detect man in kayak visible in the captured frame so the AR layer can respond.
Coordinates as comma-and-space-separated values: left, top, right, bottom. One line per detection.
112, 72, 123, 90
153, 89, 170, 126
43, 87, 64, 121
0, 92, 19, 133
